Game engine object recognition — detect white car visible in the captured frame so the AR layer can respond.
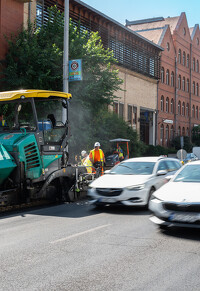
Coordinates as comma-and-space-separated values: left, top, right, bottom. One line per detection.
149, 160, 200, 229
87, 157, 181, 207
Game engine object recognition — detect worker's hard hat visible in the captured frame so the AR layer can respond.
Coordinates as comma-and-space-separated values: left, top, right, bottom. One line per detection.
94, 142, 100, 147
81, 150, 87, 157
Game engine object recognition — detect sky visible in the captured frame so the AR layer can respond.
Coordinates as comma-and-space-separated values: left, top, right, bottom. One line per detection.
82, 0, 200, 28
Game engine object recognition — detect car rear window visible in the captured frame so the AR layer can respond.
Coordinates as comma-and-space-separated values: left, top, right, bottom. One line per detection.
110, 162, 155, 175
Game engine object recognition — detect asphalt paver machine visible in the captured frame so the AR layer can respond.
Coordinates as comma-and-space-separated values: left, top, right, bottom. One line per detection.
0, 90, 86, 206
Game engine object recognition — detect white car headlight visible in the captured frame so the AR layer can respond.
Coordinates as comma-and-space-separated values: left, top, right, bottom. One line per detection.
126, 184, 145, 191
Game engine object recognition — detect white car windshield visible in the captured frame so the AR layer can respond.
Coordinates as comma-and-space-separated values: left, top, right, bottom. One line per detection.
110, 162, 155, 175
174, 164, 200, 182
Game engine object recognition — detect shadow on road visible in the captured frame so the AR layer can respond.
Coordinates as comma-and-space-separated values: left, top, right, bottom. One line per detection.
0, 198, 150, 219
161, 227, 200, 241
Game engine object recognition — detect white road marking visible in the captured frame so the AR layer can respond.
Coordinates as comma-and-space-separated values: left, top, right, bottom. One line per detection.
50, 224, 111, 244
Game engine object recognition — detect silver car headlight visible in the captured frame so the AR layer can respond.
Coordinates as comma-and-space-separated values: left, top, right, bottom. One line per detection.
126, 184, 145, 191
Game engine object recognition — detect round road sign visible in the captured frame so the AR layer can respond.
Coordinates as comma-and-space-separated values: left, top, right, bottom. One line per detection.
177, 149, 187, 160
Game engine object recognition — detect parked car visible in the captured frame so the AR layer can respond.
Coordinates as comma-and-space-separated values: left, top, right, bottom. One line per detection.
183, 153, 198, 164
149, 160, 200, 229
87, 157, 182, 207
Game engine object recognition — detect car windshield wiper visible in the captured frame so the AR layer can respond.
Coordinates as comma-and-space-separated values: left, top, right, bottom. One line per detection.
118, 165, 133, 170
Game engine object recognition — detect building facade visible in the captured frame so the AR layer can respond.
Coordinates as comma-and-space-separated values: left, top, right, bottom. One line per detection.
127, 13, 200, 146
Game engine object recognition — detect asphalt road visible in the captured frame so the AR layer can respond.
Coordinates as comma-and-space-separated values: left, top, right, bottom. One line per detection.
0, 200, 200, 291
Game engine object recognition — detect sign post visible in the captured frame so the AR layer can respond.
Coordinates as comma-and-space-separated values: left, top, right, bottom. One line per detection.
69, 59, 82, 81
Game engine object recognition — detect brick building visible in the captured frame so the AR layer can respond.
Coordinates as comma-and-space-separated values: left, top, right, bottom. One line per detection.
127, 13, 200, 146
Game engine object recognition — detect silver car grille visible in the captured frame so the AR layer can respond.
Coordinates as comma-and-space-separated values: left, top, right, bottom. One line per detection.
96, 188, 123, 197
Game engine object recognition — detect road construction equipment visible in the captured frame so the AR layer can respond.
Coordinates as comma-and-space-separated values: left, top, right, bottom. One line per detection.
0, 90, 87, 206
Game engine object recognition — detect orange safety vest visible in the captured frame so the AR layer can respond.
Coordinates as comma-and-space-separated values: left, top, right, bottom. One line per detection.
90, 149, 104, 164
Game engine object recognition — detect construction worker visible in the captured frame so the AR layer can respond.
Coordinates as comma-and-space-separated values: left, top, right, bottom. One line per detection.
81, 150, 93, 173
114, 145, 124, 161
89, 142, 105, 175
0, 114, 7, 127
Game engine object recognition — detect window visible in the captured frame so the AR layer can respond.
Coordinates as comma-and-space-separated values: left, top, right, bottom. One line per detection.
192, 105, 195, 118
113, 102, 118, 114
182, 77, 185, 91
178, 126, 181, 136
199, 109, 200, 120
196, 106, 198, 119
178, 49, 181, 64
183, 51, 186, 66
166, 69, 169, 85
197, 60, 199, 73
196, 83, 199, 96
161, 96, 164, 111
182, 102, 185, 116
166, 97, 169, 113
165, 160, 181, 172
193, 58, 196, 71
160, 124, 164, 146
127, 105, 132, 125
186, 103, 189, 117
186, 79, 189, 92
193, 81, 195, 95
133, 106, 137, 125
167, 42, 170, 51
197, 38, 199, 45
178, 101, 181, 115
161, 67, 164, 83
182, 127, 185, 136
186, 127, 189, 136
119, 103, 124, 119
171, 98, 174, 113
166, 125, 169, 146
187, 54, 189, 68
183, 27, 186, 36
178, 75, 181, 90
171, 71, 174, 86
170, 125, 174, 140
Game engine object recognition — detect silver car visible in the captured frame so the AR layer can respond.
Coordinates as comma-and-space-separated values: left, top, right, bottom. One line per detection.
87, 156, 182, 207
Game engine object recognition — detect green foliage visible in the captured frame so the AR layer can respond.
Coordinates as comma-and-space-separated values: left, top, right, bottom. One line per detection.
144, 145, 169, 156
171, 136, 193, 152
192, 125, 200, 146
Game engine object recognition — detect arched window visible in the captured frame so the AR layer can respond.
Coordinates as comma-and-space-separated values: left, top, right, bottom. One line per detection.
182, 127, 185, 136
193, 81, 195, 95
161, 67, 164, 83
166, 69, 169, 85
160, 124, 164, 146
193, 57, 196, 71
192, 105, 195, 118
183, 51, 186, 66
186, 128, 189, 136
182, 77, 185, 91
196, 106, 198, 119
187, 54, 189, 68
178, 101, 181, 115
178, 75, 181, 89
186, 103, 189, 117
186, 79, 189, 92
171, 98, 174, 113
178, 49, 182, 64
182, 102, 185, 116
178, 126, 181, 136
196, 83, 199, 96
170, 125, 174, 140
166, 97, 169, 113
161, 95, 164, 111
166, 125, 169, 146
197, 60, 199, 73
171, 71, 174, 86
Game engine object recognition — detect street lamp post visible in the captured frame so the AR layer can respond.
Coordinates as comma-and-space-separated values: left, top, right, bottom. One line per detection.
63, 0, 69, 93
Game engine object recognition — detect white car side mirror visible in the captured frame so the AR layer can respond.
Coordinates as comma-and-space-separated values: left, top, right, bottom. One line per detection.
157, 170, 167, 176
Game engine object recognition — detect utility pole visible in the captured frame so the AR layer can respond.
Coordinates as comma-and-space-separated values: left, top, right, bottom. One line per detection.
63, 0, 69, 93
